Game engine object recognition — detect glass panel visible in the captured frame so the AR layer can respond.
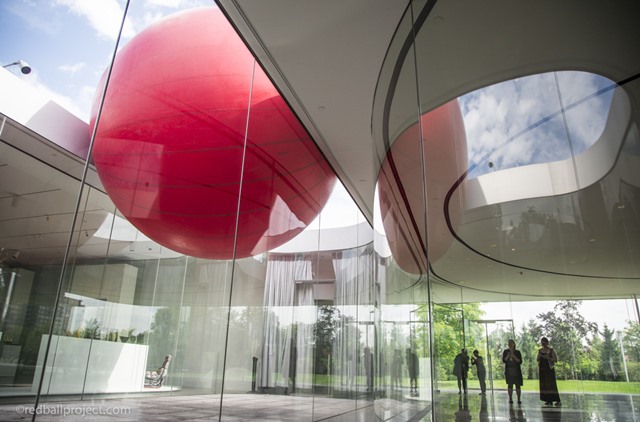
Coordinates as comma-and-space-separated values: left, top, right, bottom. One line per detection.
466, 319, 515, 394
0, 131, 89, 402
371, 0, 433, 418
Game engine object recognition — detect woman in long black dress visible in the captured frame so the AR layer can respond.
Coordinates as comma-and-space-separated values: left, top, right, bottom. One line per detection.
502, 339, 523, 404
537, 337, 561, 406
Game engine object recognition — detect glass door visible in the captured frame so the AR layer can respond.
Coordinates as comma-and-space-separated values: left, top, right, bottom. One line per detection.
467, 319, 514, 394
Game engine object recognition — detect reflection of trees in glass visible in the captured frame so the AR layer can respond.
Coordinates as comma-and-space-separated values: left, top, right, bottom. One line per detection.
226, 307, 262, 368
507, 206, 558, 246
314, 306, 338, 374
537, 300, 598, 380
507, 206, 587, 263
84, 317, 101, 339
148, 307, 187, 374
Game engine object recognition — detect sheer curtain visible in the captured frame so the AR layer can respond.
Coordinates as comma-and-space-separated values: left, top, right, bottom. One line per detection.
332, 244, 374, 393
260, 254, 312, 391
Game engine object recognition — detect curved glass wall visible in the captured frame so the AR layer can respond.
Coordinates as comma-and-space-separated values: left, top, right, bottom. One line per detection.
372, 0, 640, 420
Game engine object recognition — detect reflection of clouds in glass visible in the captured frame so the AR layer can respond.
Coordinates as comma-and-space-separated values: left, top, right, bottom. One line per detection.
55, 0, 136, 40
557, 72, 613, 151
461, 72, 614, 178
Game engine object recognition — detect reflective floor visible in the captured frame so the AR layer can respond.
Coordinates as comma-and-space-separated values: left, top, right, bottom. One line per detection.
435, 389, 640, 422
0, 390, 638, 421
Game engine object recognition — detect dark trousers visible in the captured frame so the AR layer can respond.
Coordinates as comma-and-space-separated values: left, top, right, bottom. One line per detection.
457, 376, 467, 392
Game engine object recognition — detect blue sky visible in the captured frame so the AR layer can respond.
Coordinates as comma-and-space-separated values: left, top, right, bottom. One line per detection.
1, 0, 211, 121
460, 71, 615, 179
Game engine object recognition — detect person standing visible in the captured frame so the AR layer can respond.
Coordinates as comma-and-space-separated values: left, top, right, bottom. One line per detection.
406, 347, 420, 396
364, 347, 374, 395
537, 337, 561, 406
390, 349, 403, 392
471, 349, 487, 395
502, 339, 523, 404
453, 348, 469, 394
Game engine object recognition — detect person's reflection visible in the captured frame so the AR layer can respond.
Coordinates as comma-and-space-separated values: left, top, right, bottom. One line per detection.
509, 405, 527, 421
455, 395, 470, 421
479, 395, 489, 422
541, 405, 563, 422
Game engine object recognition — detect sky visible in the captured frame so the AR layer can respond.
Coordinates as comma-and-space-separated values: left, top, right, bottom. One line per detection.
1, 0, 211, 121
460, 71, 615, 179
481, 298, 639, 333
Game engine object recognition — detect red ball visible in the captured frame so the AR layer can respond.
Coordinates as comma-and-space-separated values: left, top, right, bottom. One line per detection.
378, 100, 467, 274
90, 7, 335, 259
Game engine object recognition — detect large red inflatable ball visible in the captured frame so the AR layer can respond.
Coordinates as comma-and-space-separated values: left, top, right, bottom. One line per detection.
377, 100, 467, 274
89, 7, 336, 259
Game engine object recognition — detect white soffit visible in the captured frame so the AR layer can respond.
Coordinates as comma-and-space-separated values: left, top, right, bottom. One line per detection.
217, 0, 411, 223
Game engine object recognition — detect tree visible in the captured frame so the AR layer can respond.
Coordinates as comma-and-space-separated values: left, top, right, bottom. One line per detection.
598, 324, 622, 381
580, 335, 601, 380
537, 300, 597, 380
426, 302, 484, 381
148, 307, 187, 374
517, 319, 543, 379
314, 305, 339, 375
623, 321, 640, 363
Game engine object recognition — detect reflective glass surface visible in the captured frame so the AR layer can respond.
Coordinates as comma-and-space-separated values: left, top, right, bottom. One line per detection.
1, 0, 639, 421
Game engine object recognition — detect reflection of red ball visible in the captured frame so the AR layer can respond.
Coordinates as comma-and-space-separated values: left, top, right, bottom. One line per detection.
378, 100, 467, 274
90, 7, 335, 259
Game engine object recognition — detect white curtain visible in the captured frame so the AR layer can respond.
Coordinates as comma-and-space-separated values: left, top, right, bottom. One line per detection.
260, 254, 312, 390
332, 243, 374, 393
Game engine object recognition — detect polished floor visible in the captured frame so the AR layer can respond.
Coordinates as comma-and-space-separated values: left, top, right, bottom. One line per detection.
0, 389, 638, 421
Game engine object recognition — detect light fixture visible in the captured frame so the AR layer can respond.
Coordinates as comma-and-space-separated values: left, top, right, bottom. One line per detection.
2, 60, 31, 75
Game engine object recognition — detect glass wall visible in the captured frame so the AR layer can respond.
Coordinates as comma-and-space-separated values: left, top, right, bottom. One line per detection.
0, 2, 375, 421
372, 0, 640, 420
2, 0, 640, 421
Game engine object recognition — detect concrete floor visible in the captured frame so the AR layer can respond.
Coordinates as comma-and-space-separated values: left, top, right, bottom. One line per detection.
0, 389, 638, 421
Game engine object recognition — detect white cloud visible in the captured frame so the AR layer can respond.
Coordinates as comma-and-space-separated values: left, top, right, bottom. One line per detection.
145, 0, 188, 7
145, 0, 212, 8
58, 62, 86, 75
55, 0, 136, 41
461, 71, 613, 178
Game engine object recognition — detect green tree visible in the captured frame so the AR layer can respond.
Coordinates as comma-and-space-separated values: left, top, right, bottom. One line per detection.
581, 335, 602, 380
427, 303, 484, 381
598, 324, 622, 381
537, 300, 597, 380
314, 305, 338, 375
623, 321, 640, 362
148, 307, 187, 374
517, 319, 543, 380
